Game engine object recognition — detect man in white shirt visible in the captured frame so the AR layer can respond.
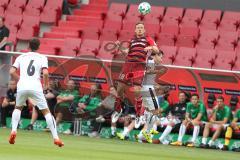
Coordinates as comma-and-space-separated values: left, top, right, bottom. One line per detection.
8, 38, 64, 147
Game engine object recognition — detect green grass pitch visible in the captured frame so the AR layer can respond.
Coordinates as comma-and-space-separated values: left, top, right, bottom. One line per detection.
0, 128, 238, 160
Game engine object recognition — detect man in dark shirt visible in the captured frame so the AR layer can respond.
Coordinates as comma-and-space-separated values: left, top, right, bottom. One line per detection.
153, 91, 187, 144
0, 16, 9, 50
1, 80, 17, 127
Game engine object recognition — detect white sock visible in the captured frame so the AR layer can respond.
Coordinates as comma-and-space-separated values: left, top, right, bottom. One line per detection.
45, 113, 59, 139
11, 109, 21, 133
111, 126, 116, 135
160, 125, 173, 141
138, 130, 144, 140
208, 140, 214, 146
124, 127, 129, 136
153, 123, 157, 131
177, 124, 186, 142
122, 128, 129, 137
202, 137, 207, 145
191, 125, 200, 143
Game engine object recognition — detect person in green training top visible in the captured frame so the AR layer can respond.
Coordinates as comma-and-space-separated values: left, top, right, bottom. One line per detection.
55, 80, 79, 125
200, 96, 232, 149
222, 109, 240, 151
171, 93, 208, 147
77, 83, 102, 114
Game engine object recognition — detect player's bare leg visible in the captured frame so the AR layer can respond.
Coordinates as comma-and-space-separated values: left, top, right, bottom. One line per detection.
200, 123, 212, 148
208, 125, 224, 147
41, 108, 64, 147
186, 120, 201, 147
9, 106, 23, 144
117, 120, 135, 140
171, 120, 189, 146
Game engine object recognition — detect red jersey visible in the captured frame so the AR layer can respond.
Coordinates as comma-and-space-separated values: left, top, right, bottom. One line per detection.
127, 36, 156, 63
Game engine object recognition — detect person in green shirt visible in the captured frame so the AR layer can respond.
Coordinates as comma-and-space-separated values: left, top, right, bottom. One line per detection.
171, 93, 208, 147
223, 109, 240, 151
200, 96, 232, 148
55, 80, 79, 126
77, 83, 102, 113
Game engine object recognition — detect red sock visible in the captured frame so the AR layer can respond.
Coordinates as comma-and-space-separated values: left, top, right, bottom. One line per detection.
114, 97, 122, 113
135, 97, 143, 116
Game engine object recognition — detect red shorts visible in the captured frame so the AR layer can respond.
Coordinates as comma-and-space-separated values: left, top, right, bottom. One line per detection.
118, 62, 146, 86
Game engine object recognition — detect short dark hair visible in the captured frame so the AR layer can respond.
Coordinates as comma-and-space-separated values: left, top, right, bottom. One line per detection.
217, 95, 224, 101
191, 93, 199, 99
136, 21, 144, 26
29, 38, 40, 51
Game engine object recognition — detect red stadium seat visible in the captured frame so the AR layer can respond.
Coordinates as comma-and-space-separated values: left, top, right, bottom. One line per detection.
174, 47, 197, 66
40, 38, 65, 48
162, 7, 184, 25
181, 8, 203, 27
104, 20, 122, 30
176, 35, 196, 48
218, 11, 240, 32
143, 5, 165, 24
118, 30, 134, 41
17, 15, 40, 40
159, 45, 177, 64
192, 56, 215, 69
80, 39, 100, 56
23, 0, 45, 16
40, 0, 63, 24
58, 21, 86, 29
43, 32, 79, 39
51, 26, 82, 33
99, 29, 118, 42
5, 0, 27, 15
215, 31, 238, 51
179, 26, 200, 38
196, 48, 217, 59
4, 14, 22, 34
59, 38, 82, 56
199, 10, 222, 30
73, 10, 104, 19
196, 37, 218, 49
38, 45, 59, 55
81, 27, 101, 40
160, 24, 179, 35
200, 29, 219, 39
0, 0, 9, 17
157, 33, 176, 46
97, 41, 116, 60
108, 2, 127, 14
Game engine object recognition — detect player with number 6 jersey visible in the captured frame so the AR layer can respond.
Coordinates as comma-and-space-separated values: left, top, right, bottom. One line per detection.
8, 38, 64, 147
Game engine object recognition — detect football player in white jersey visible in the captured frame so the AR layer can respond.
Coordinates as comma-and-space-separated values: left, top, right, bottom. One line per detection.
8, 38, 64, 147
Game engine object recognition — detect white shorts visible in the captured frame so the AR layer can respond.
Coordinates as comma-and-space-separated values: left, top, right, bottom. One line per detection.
201, 122, 229, 129
157, 117, 181, 127
16, 90, 48, 110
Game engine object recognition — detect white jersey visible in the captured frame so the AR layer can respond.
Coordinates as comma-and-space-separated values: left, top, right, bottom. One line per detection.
12, 52, 48, 92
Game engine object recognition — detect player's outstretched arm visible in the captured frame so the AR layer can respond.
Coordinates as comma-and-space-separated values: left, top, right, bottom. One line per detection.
42, 68, 49, 91
9, 67, 19, 81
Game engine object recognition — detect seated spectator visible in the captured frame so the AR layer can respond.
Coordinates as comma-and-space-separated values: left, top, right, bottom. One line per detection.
95, 86, 117, 122
55, 80, 79, 126
200, 96, 232, 149
0, 16, 9, 50
1, 80, 16, 128
77, 83, 102, 114
25, 79, 61, 130
153, 91, 188, 144
223, 109, 240, 151
171, 94, 208, 147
